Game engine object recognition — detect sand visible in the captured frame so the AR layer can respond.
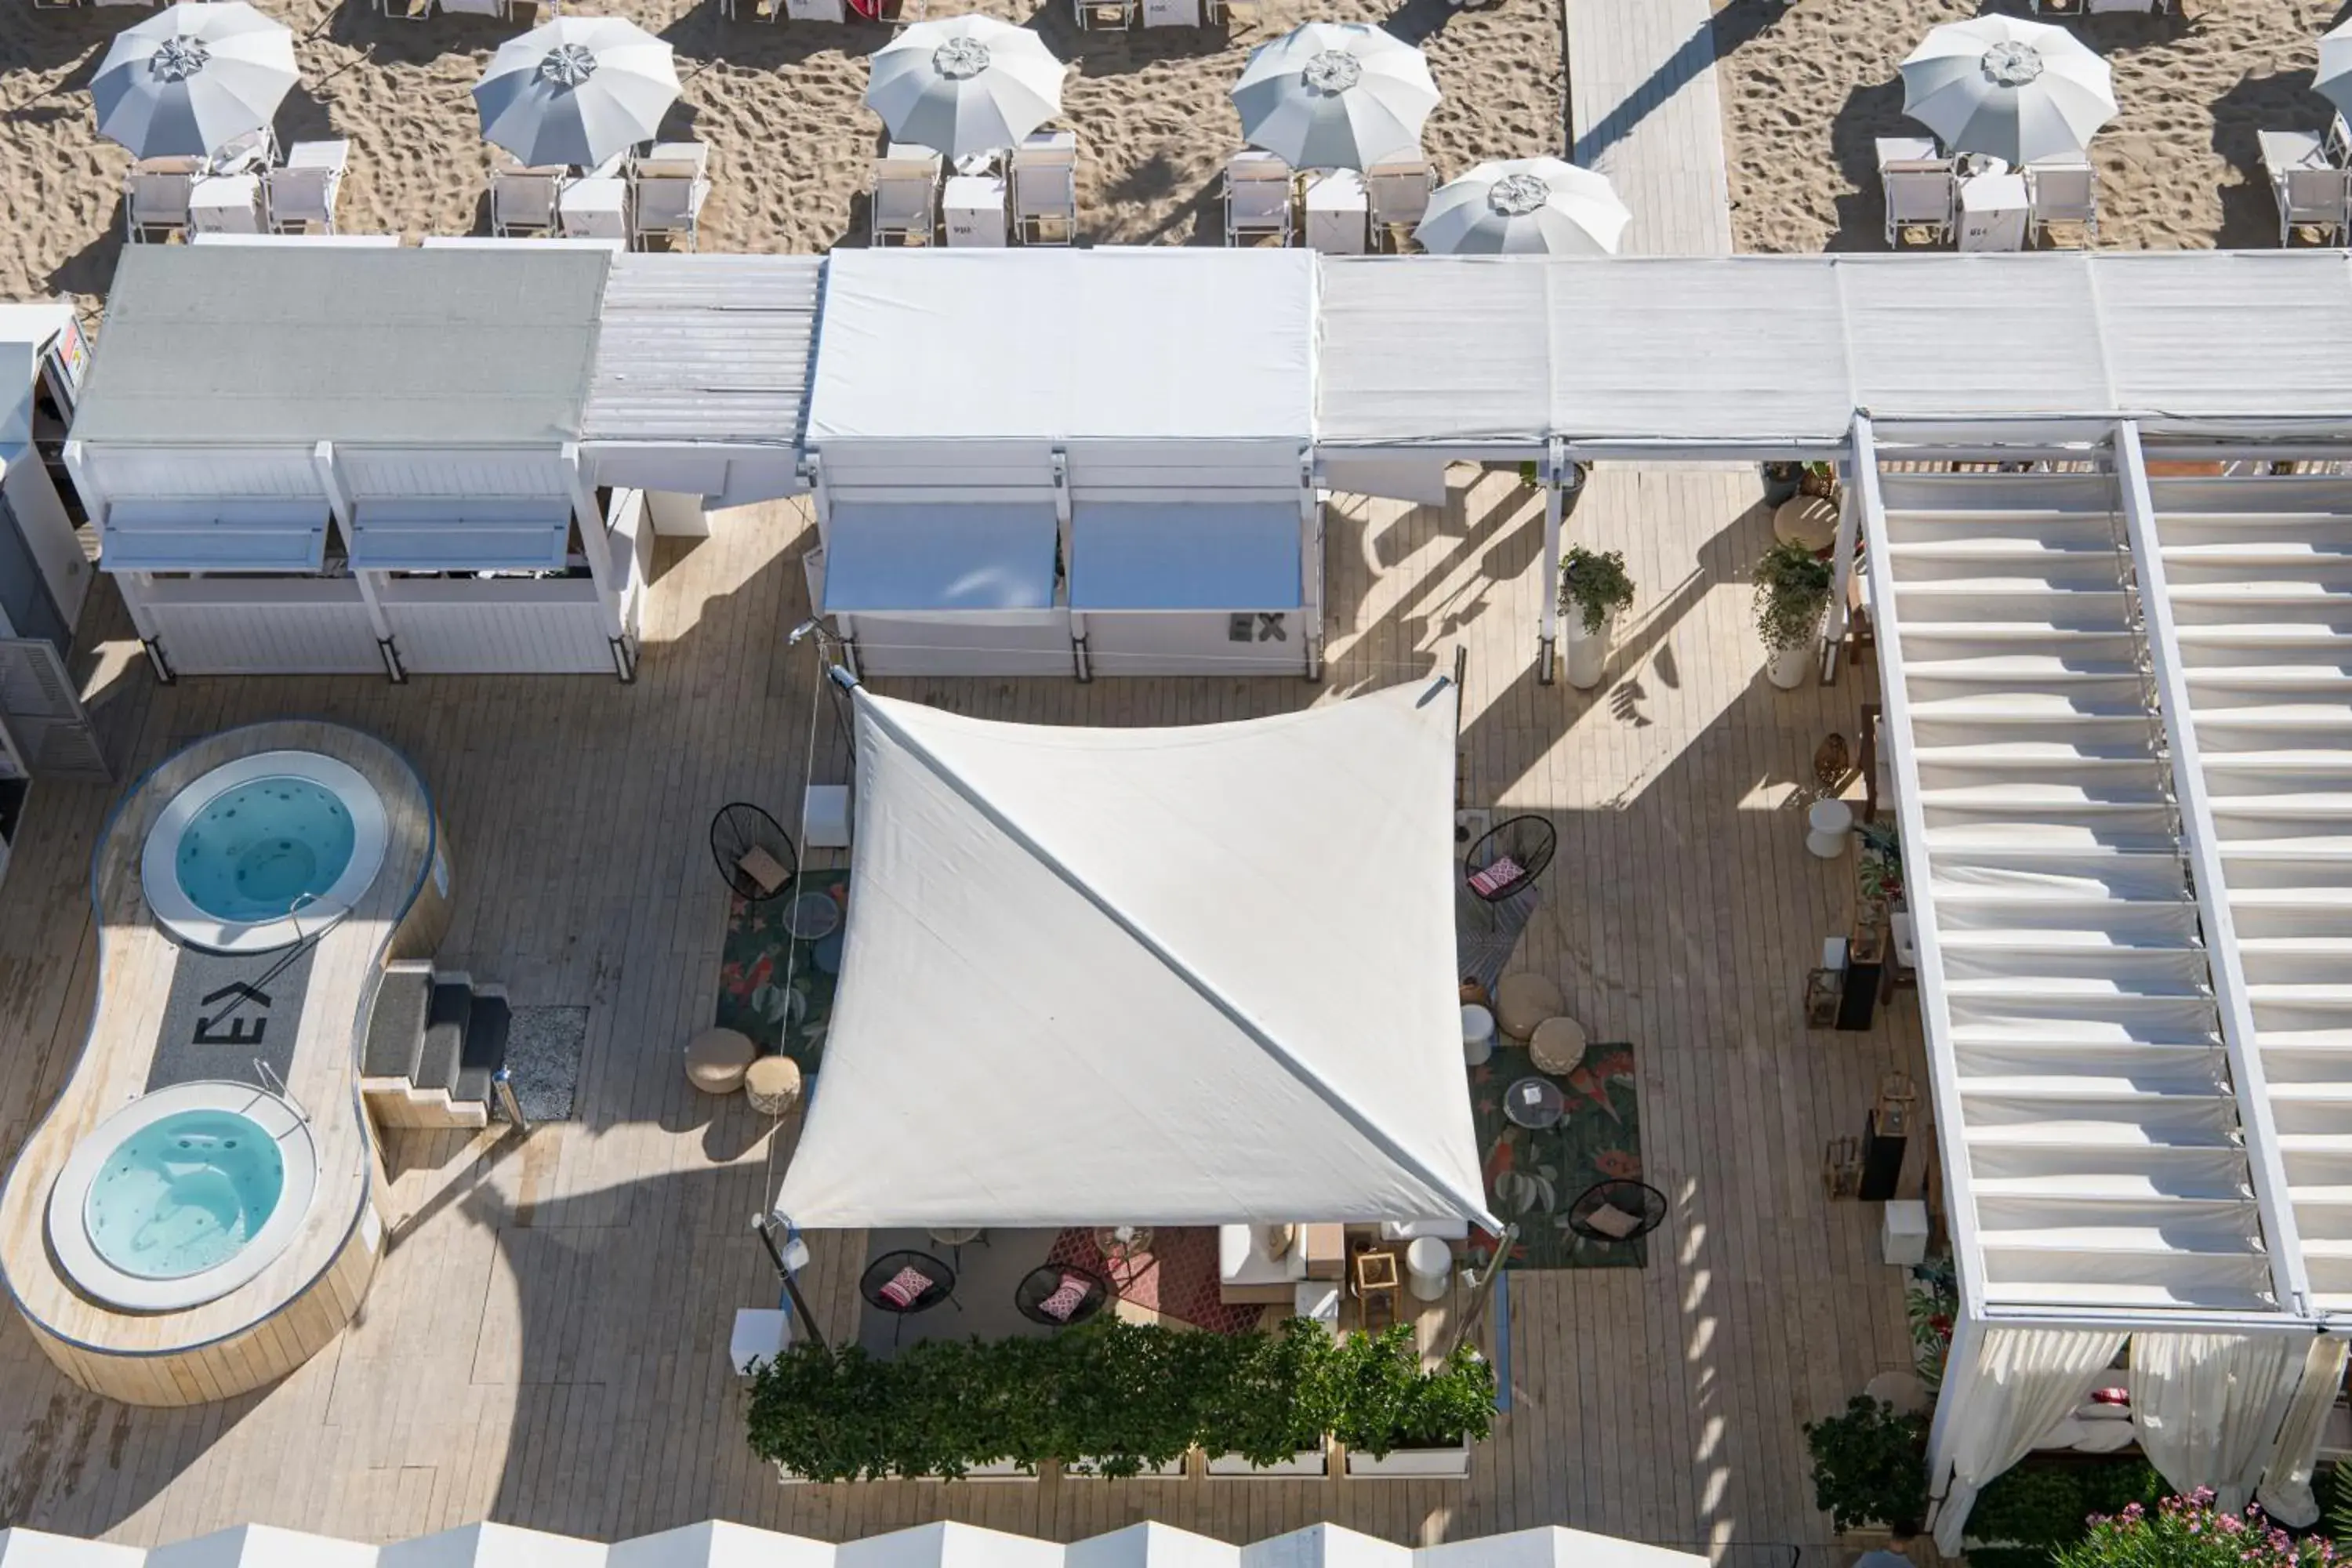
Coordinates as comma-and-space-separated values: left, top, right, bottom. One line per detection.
0, 0, 1561, 311
1715, 0, 2343, 254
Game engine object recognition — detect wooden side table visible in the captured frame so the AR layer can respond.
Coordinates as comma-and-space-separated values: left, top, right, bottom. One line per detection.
1352, 1247, 1401, 1331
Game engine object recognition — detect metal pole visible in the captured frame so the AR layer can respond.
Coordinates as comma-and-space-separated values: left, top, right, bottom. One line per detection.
492, 1066, 530, 1135
753, 1214, 826, 1352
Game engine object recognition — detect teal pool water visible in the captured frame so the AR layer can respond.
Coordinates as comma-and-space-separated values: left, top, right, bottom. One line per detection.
84, 1109, 286, 1280
174, 776, 356, 925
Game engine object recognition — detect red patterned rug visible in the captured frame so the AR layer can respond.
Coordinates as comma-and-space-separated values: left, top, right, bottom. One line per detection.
1047, 1228, 1262, 1335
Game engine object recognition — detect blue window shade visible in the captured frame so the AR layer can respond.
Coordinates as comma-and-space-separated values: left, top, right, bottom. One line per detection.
1069, 502, 1301, 611
822, 501, 1058, 613
347, 499, 572, 572
100, 501, 328, 573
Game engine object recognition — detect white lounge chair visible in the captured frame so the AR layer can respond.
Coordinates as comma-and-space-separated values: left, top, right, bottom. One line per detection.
2084, 0, 2159, 12
2329, 113, 2352, 169
123, 162, 196, 242
1011, 130, 1077, 245
1364, 154, 1434, 252
1223, 150, 1292, 247
2261, 130, 2349, 248
491, 163, 564, 237
1075, 0, 1135, 27
1878, 136, 1955, 249
870, 143, 942, 246
2024, 159, 2096, 246
266, 140, 349, 234
439, 0, 506, 13
630, 142, 711, 250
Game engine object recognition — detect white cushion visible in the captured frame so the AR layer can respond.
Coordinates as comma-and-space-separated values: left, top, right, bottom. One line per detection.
2071, 1421, 2137, 1453
1219, 1222, 1308, 1286
1379, 1218, 1471, 1241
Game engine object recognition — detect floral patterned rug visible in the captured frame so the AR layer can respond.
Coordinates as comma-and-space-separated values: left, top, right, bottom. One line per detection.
1470, 1040, 1646, 1270
713, 870, 849, 1072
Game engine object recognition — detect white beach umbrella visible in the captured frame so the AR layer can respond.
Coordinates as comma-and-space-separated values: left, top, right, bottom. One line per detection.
1898, 15, 2114, 165
866, 16, 1066, 162
1414, 157, 1630, 255
1231, 20, 1439, 172
2316, 16, 2352, 125
91, 1, 297, 161
474, 15, 679, 169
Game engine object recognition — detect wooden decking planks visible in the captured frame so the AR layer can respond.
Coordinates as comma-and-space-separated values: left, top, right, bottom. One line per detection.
1565, 0, 1735, 256
0, 470, 1921, 1556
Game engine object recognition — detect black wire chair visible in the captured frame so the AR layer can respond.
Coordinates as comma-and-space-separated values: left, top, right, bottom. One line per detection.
1566, 1180, 1668, 1245
711, 802, 798, 903
860, 1248, 958, 1346
1464, 815, 1558, 903
1014, 1262, 1111, 1328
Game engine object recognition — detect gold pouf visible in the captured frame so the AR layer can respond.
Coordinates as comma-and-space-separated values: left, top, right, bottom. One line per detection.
1494, 973, 1566, 1042
744, 1053, 804, 1116
1529, 1016, 1588, 1076
684, 1027, 757, 1094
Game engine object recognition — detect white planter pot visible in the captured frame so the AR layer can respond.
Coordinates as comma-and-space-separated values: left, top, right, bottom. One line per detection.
1066, 1455, 1189, 1479
1563, 615, 1613, 691
1766, 642, 1813, 690
1207, 1447, 1327, 1478
1344, 1439, 1473, 1479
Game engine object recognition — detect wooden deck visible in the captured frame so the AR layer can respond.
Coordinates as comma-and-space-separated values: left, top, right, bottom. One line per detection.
1566, 0, 1734, 255
0, 470, 1923, 1556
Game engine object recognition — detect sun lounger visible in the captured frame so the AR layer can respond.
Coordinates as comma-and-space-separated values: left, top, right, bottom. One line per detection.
1011, 130, 1077, 245
2261, 129, 2349, 249
870, 143, 942, 246
1364, 154, 1434, 252
1878, 136, 1955, 249
439, 0, 506, 13
1223, 150, 1292, 247
2023, 158, 2096, 246
267, 140, 350, 234
630, 142, 711, 251
491, 163, 564, 237
123, 162, 196, 243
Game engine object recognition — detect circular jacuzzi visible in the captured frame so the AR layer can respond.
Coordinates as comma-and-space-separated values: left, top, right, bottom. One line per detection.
47, 1081, 320, 1312
140, 750, 389, 953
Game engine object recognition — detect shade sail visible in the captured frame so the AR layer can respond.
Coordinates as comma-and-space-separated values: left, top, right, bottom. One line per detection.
773, 677, 1497, 1230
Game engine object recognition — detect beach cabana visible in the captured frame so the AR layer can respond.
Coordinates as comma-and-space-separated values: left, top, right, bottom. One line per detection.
773, 674, 1496, 1232
800, 249, 1321, 678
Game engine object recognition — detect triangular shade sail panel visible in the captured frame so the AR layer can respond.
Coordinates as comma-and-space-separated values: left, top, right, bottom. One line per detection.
774, 677, 1497, 1230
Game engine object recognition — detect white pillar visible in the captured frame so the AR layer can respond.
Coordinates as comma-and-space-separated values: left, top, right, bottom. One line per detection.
1300, 445, 1323, 680
562, 441, 626, 640
1536, 437, 1565, 685
310, 441, 397, 653
1827, 456, 1860, 652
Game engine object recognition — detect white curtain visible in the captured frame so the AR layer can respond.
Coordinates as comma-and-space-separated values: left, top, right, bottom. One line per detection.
2256, 1334, 2350, 1527
1933, 1327, 2127, 1554
2131, 1333, 2303, 1514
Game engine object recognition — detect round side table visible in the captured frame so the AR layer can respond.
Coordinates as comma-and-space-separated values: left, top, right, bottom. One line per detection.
1806, 798, 1855, 859
1405, 1236, 1452, 1301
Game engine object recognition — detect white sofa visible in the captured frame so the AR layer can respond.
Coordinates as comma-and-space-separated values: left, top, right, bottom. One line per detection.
1219, 1224, 1310, 1304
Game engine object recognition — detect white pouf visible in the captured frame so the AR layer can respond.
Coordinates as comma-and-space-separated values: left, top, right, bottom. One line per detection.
1806, 798, 1855, 859
1405, 1236, 1452, 1301
1461, 1004, 1495, 1066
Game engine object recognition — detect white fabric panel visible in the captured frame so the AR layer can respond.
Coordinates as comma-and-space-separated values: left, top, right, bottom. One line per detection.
2099, 253, 2352, 418
147, 1525, 379, 1568
1314, 259, 1550, 444
100, 499, 328, 572
347, 499, 572, 572
1933, 1327, 2125, 1554
376, 1523, 604, 1568
835, 1523, 1061, 1568
820, 501, 1058, 613
774, 679, 1497, 1230
0, 1528, 148, 1566
604, 1521, 832, 1568
1416, 1528, 1708, 1568
1841, 256, 2111, 416
1069, 502, 1301, 611
1062, 1524, 1239, 1568
807, 250, 1316, 443
2257, 1335, 2350, 1526
1319, 454, 1452, 505
2132, 1332, 2303, 1513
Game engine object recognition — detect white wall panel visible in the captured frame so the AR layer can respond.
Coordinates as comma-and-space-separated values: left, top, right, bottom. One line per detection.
140, 579, 379, 674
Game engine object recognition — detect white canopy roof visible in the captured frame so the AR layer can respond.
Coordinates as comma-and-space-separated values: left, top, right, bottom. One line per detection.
804, 249, 1316, 445
773, 677, 1497, 1230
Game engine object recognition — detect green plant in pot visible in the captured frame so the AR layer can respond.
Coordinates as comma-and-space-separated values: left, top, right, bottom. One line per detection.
1803, 1394, 1929, 1537
1754, 537, 1834, 690
1799, 460, 1842, 501
1327, 1327, 1496, 1465
1558, 545, 1635, 691
1198, 1318, 1338, 1469
1762, 461, 1805, 507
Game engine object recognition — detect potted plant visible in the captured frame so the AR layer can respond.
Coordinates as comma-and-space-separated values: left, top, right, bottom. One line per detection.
1558, 545, 1635, 691
1333, 1328, 1495, 1479
1754, 538, 1834, 690
1803, 1394, 1929, 1540
2056, 1489, 2327, 1568
1800, 460, 1842, 502
1058, 1319, 1202, 1480
1762, 461, 1805, 507
1203, 1319, 1336, 1477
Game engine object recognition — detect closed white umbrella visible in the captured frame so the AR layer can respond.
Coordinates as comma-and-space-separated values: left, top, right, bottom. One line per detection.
1414, 157, 1629, 255
474, 15, 678, 169
91, 1, 296, 161
1898, 15, 2114, 165
1231, 20, 1439, 172
866, 16, 1065, 162
2316, 16, 2352, 126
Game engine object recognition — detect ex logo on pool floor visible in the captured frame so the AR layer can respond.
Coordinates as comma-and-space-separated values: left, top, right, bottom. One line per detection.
194, 981, 270, 1047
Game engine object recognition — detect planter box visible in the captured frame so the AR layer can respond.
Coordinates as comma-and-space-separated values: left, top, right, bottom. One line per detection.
1207, 1447, 1327, 1478
935, 1458, 1035, 1483
1344, 1439, 1472, 1479
1065, 1455, 1189, 1479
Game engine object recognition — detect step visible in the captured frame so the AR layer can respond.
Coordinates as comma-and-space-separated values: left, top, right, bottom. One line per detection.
361, 964, 432, 1082
454, 991, 510, 1109
416, 981, 472, 1098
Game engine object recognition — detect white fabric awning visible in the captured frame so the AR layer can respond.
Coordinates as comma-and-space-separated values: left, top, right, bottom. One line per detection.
820, 500, 1058, 614
346, 499, 571, 572
1069, 501, 1301, 611
774, 677, 1498, 1230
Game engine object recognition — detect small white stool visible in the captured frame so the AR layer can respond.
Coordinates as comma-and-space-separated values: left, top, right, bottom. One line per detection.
805, 783, 852, 849
1881, 1200, 1929, 1266
729, 1307, 790, 1374
1461, 1004, 1495, 1066
1294, 1279, 1341, 1329
1806, 798, 1855, 859
1405, 1236, 1452, 1301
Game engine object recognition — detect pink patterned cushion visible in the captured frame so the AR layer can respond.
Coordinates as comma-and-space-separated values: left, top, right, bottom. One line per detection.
1038, 1273, 1092, 1323
1468, 855, 1525, 896
877, 1265, 932, 1309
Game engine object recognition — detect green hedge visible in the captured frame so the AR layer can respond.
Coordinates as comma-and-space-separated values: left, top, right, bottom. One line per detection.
1965, 1457, 2163, 1559
743, 1319, 1495, 1482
